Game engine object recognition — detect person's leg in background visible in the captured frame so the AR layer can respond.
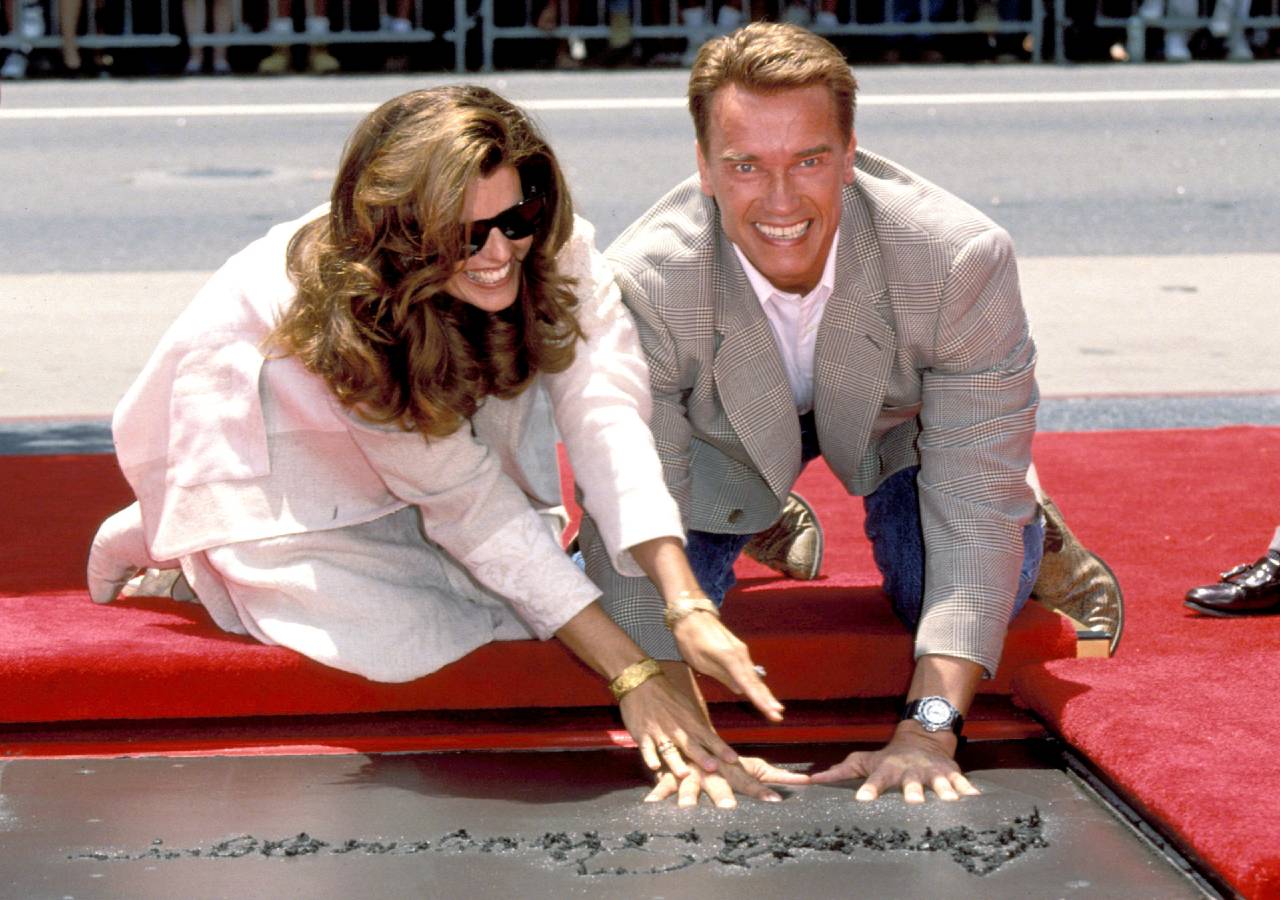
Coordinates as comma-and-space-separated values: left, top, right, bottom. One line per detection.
183, 0, 232, 74
1, 0, 45, 79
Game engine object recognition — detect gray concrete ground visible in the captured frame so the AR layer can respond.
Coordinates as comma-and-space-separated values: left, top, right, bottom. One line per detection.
2, 65, 1277, 429
0, 748, 1204, 899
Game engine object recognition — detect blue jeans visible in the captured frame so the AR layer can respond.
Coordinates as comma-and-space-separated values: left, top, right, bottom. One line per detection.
686, 413, 1043, 632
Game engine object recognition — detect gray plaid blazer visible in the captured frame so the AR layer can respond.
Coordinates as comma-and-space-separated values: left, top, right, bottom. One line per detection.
582, 148, 1039, 675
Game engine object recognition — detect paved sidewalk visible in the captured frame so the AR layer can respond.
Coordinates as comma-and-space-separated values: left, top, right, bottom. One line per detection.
3, 253, 1276, 421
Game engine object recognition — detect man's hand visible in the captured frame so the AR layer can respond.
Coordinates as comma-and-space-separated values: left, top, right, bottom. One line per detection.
810, 722, 979, 803
645, 756, 807, 808
671, 611, 784, 722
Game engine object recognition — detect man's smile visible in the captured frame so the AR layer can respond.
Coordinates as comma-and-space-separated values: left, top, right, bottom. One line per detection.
754, 220, 812, 242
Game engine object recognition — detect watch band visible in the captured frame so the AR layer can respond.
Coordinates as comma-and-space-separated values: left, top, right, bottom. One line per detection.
901, 696, 965, 736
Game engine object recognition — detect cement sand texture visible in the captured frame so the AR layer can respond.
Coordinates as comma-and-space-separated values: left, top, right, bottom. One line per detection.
0, 749, 1202, 899
2, 253, 1277, 419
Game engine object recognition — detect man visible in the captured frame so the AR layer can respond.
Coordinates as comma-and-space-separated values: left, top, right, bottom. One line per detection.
579, 22, 1119, 804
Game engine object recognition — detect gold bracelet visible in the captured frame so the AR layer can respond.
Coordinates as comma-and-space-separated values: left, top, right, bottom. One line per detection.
608, 657, 664, 702
664, 592, 721, 631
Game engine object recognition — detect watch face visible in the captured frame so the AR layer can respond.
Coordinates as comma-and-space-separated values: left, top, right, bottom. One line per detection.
919, 697, 955, 729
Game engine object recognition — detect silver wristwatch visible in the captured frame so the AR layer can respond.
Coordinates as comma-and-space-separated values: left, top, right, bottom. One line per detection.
902, 695, 965, 736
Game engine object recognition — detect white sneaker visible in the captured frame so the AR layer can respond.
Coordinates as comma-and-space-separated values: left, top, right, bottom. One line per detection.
814, 10, 840, 26
1137, 0, 1163, 20
1164, 31, 1192, 60
1, 50, 28, 79
387, 16, 412, 34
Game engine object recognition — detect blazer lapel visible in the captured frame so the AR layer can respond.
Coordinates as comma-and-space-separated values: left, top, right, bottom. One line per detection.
711, 233, 802, 501
814, 187, 895, 483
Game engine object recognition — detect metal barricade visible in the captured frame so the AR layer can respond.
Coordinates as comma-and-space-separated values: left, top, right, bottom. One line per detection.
478, 0, 1049, 68
4, 0, 1274, 69
1054, 0, 1277, 60
0, 0, 474, 72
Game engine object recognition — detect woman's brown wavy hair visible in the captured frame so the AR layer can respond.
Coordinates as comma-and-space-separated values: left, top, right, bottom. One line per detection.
270, 85, 582, 438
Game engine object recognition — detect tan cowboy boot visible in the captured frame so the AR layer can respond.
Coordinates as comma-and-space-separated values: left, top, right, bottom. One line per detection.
1033, 495, 1124, 653
742, 492, 824, 581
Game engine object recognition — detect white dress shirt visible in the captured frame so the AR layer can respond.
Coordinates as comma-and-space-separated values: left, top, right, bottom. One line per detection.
732, 229, 840, 415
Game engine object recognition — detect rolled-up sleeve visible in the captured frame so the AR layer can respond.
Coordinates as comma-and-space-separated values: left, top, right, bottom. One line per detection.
545, 219, 684, 577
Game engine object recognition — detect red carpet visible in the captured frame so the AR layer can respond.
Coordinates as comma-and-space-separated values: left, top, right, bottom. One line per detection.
1013, 426, 1280, 900
0, 454, 1072, 723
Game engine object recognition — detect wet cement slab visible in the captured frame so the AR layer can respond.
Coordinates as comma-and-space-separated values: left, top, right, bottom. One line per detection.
0, 747, 1201, 900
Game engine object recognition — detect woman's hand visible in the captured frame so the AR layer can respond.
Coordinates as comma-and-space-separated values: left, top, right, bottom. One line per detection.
553, 603, 762, 791
645, 756, 807, 808
616, 671, 745, 778
625, 536, 784, 722
670, 611, 784, 722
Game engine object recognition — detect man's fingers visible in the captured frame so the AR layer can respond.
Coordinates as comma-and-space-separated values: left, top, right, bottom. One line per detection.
811, 752, 870, 784
930, 773, 959, 801
855, 765, 898, 802
902, 775, 927, 804
950, 771, 980, 795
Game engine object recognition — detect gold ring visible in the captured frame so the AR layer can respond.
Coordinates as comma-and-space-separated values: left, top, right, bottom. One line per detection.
656, 740, 676, 755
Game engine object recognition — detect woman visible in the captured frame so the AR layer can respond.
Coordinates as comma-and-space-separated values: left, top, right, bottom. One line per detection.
86, 86, 784, 798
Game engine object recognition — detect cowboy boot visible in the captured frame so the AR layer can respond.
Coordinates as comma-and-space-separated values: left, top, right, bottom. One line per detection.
742, 492, 824, 581
1033, 495, 1125, 653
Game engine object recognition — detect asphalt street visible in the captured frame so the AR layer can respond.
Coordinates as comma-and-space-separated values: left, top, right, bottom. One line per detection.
2, 63, 1278, 434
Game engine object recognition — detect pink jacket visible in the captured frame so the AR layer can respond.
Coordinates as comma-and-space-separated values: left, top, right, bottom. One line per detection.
112, 209, 681, 639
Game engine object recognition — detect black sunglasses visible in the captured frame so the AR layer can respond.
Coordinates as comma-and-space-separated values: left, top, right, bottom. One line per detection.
463, 194, 547, 255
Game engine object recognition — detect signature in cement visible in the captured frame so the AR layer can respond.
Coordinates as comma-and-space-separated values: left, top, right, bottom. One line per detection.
70, 807, 1047, 877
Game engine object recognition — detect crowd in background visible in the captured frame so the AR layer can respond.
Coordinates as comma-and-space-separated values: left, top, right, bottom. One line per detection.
2, 0, 1276, 79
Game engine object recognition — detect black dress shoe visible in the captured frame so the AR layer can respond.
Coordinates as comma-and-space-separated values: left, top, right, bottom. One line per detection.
1184, 549, 1280, 616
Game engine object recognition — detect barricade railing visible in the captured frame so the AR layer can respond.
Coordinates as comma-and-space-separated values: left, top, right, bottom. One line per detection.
4, 0, 1276, 69
479, 0, 1049, 67
0, 0, 473, 72
1053, 0, 1278, 60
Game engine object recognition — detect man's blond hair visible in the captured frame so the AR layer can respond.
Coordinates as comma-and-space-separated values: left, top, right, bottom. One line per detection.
688, 22, 858, 149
